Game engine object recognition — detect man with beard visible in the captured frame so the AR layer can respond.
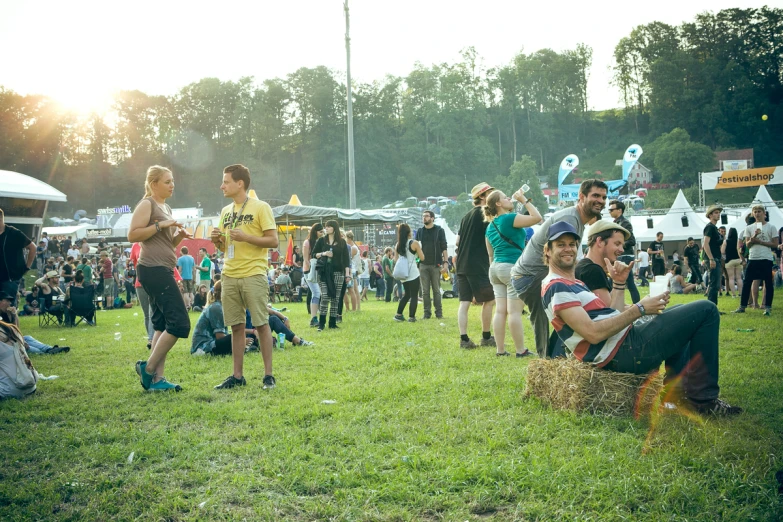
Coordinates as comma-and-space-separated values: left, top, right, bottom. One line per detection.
511, 179, 608, 357
541, 222, 742, 416
575, 221, 630, 307
417, 210, 448, 320
607, 200, 639, 303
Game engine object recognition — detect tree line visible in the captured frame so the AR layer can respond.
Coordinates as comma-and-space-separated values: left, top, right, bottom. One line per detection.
0, 7, 780, 216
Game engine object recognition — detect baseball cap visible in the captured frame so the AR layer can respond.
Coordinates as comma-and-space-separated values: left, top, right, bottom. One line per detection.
587, 220, 630, 241
547, 221, 581, 242
470, 182, 494, 199
0, 291, 13, 302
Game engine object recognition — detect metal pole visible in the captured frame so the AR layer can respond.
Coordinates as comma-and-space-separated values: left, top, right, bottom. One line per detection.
344, 0, 357, 209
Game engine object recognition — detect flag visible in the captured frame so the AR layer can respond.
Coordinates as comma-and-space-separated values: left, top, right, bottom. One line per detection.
285, 236, 293, 266
622, 144, 643, 181
558, 154, 579, 188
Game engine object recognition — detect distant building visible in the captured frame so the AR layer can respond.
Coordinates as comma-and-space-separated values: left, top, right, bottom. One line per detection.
614, 160, 652, 186
715, 148, 754, 171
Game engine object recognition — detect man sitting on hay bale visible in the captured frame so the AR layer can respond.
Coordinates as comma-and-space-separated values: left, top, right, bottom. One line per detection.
540, 221, 742, 416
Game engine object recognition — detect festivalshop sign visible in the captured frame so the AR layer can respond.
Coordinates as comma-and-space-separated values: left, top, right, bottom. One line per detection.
701, 166, 782, 190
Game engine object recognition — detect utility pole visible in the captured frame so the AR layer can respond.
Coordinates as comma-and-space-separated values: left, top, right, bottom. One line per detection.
344, 0, 357, 208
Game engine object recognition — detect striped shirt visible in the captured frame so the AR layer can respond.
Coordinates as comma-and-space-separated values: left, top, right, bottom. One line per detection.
541, 273, 631, 367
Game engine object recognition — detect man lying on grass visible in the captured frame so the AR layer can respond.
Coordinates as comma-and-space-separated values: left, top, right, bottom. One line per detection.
541, 221, 742, 416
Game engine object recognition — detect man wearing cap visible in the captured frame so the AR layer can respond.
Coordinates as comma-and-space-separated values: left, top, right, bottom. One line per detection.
702, 205, 724, 306
511, 179, 609, 357
455, 183, 496, 349
541, 222, 742, 416
575, 220, 631, 307
607, 200, 640, 304
34, 271, 66, 324
0, 209, 36, 307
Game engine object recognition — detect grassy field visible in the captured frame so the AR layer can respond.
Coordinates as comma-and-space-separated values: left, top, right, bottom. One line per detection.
2, 288, 782, 521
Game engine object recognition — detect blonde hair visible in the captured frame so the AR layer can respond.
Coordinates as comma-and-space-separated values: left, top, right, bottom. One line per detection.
144, 166, 172, 198
483, 190, 504, 222
207, 280, 222, 305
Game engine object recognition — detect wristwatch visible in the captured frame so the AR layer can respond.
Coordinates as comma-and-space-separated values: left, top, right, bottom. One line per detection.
635, 303, 646, 316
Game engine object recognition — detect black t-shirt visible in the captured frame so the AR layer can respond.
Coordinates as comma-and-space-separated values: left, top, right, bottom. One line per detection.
456, 206, 489, 275
683, 244, 700, 265
649, 240, 665, 260
0, 225, 33, 282
575, 258, 611, 294
417, 225, 447, 266
703, 223, 722, 259
62, 263, 74, 282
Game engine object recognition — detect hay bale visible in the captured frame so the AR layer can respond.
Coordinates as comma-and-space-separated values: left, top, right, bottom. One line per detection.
524, 357, 664, 417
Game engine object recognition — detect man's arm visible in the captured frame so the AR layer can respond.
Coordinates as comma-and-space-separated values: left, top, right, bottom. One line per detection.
702, 236, 714, 261
25, 241, 36, 269
558, 304, 641, 345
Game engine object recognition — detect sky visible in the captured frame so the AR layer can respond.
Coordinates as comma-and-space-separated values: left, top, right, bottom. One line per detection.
0, 0, 774, 115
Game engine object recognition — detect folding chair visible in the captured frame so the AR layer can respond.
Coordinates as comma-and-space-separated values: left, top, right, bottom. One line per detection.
274, 284, 291, 302
66, 285, 97, 327
38, 307, 60, 327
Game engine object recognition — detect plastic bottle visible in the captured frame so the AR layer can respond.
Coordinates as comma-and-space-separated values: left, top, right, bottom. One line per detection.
277, 332, 285, 349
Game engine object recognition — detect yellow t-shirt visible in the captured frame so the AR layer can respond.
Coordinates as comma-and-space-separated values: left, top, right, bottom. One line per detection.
219, 197, 276, 278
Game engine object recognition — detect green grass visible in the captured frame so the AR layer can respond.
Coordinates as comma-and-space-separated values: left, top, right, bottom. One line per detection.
2, 289, 782, 521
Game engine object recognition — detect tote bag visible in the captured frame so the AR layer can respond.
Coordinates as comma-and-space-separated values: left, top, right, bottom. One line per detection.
392, 240, 413, 281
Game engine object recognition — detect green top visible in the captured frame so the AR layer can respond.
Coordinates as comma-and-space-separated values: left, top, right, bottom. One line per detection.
199, 257, 212, 281
382, 257, 394, 278
76, 264, 92, 283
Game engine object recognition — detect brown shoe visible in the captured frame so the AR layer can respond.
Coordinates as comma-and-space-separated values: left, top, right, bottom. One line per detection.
460, 339, 477, 349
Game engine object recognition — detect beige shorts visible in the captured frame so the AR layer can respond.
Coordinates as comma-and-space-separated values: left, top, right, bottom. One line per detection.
488, 262, 520, 300
181, 279, 195, 293
221, 274, 269, 327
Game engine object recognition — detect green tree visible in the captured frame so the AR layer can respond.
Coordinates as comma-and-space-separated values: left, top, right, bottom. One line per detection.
645, 128, 715, 184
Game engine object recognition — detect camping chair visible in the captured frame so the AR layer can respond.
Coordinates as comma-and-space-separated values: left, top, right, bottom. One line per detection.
274, 284, 292, 302
38, 296, 65, 328
66, 285, 97, 327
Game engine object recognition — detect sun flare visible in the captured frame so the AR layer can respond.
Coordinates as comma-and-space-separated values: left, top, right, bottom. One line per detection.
51, 86, 115, 118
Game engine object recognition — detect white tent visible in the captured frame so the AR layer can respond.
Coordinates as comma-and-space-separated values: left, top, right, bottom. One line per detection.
0, 170, 67, 202
645, 190, 708, 242
435, 217, 458, 256
41, 224, 92, 239
725, 185, 783, 233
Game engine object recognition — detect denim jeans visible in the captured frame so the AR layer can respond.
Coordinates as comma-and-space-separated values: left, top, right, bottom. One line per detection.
511, 271, 549, 357
688, 262, 702, 284
419, 264, 442, 317
375, 277, 386, 298
305, 278, 321, 306
24, 335, 54, 354
384, 277, 395, 302
618, 255, 640, 304
707, 259, 723, 305
605, 301, 720, 404
269, 315, 295, 342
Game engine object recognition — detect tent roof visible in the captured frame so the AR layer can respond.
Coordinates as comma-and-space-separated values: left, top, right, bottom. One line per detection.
726, 185, 783, 232
0, 170, 67, 202
272, 204, 407, 226
288, 194, 302, 206
41, 224, 91, 235
645, 190, 708, 242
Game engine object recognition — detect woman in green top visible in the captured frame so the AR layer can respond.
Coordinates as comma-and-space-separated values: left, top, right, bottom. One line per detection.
483, 188, 542, 357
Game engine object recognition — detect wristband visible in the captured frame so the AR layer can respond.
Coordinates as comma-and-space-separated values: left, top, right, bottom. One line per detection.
635, 303, 646, 316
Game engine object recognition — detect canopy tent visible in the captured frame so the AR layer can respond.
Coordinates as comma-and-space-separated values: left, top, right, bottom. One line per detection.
41, 224, 92, 239
272, 204, 407, 227
0, 170, 67, 239
640, 190, 708, 242
0, 170, 67, 202
725, 185, 783, 233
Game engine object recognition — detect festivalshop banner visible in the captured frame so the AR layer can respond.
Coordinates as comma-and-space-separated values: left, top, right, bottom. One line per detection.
701, 166, 782, 190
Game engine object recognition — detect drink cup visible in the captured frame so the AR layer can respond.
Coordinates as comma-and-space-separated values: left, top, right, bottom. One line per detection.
649, 281, 667, 297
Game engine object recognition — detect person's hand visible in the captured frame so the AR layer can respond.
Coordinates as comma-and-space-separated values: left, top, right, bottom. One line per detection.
640, 291, 669, 315
604, 258, 633, 284
158, 219, 182, 229
245, 337, 254, 347
229, 229, 249, 243
7, 306, 17, 316
175, 227, 194, 240
283, 317, 290, 328
323, 250, 334, 258
709, 259, 716, 268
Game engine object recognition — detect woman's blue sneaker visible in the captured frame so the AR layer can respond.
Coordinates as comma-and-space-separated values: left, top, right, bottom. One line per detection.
149, 377, 182, 392
135, 360, 153, 390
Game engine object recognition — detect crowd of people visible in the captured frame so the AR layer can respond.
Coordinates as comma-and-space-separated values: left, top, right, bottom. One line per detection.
2, 165, 781, 413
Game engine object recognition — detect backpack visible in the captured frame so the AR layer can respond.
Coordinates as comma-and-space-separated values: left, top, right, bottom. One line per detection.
0, 322, 37, 398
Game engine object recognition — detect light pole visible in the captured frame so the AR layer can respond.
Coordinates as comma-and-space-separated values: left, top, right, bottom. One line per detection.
344, 0, 357, 209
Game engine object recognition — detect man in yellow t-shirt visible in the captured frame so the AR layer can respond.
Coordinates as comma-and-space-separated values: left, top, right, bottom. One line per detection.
211, 164, 278, 391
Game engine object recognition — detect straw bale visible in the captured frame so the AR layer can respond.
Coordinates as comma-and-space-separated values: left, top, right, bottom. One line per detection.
524, 357, 664, 416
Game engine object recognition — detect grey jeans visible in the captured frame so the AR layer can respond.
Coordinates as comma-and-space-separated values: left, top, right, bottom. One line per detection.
511, 271, 549, 357
419, 264, 442, 317
135, 285, 154, 341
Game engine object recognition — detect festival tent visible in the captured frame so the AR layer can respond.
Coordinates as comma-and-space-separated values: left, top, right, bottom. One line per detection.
272, 204, 407, 227
725, 185, 783, 233
0, 169, 67, 238
41, 223, 92, 240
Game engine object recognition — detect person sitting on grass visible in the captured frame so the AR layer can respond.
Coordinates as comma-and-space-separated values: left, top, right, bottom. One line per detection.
266, 305, 314, 347
191, 281, 253, 356
669, 265, 698, 295
541, 221, 742, 416
21, 287, 40, 316
192, 284, 208, 312
0, 292, 70, 354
